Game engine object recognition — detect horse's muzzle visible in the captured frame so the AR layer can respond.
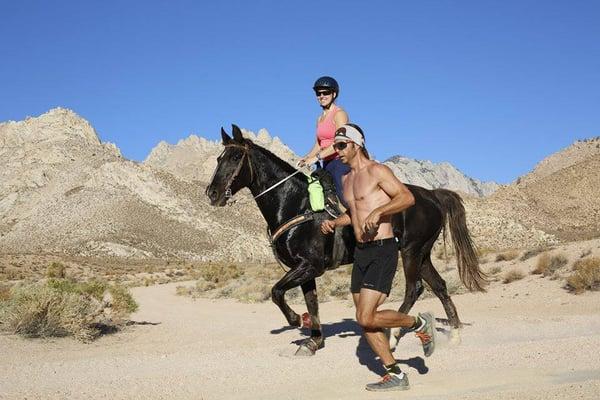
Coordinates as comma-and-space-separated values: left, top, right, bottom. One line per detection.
206, 187, 227, 206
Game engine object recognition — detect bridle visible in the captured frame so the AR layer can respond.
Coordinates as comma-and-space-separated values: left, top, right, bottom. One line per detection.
217, 143, 254, 201
216, 142, 307, 204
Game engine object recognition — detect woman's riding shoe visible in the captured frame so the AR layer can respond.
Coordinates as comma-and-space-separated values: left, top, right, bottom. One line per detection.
312, 169, 341, 217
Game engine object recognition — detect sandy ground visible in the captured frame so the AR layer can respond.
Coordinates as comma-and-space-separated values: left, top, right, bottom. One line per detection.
2, 269, 600, 399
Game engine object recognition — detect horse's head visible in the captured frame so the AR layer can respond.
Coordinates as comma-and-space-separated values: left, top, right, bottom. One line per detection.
206, 124, 254, 206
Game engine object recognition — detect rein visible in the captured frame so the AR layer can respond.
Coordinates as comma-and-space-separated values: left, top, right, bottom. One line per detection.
220, 142, 312, 204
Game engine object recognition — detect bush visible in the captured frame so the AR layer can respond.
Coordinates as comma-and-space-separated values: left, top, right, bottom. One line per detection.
199, 264, 244, 286
502, 269, 525, 284
532, 253, 568, 276
520, 247, 551, 262
487, 265, 502, 275
496, 251, 520, 262
565, 257, 600, 294
46, 262, 66, 278
0, 279, 138, 342
580, 249, 592, 258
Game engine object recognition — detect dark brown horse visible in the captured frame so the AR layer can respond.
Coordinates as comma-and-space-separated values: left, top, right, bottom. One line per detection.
206, 125, 487, 355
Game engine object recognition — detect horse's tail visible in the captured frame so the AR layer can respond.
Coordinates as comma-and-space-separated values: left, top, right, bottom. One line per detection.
434, 189, 488, 292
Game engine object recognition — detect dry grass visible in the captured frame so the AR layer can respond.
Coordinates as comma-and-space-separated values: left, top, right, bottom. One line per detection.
580, 249, 592, 258
433, 243, 455, 261
0, 279, 137, 341
179, 259, 464, 304
520, 246, 553, 262
198, 263, 244, 286
565, 257, 600, 294
487, 265, 502, 275
178, 262, 284, 303
502, 269, 525, 284
46, 262, 66, 278
496, 250, 520, 262
531, 252, 569, 276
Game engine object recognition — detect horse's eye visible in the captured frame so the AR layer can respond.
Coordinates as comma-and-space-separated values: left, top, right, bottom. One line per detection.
232, 153, 242, 161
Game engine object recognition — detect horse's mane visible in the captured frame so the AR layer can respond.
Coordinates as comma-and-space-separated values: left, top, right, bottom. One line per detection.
244, 138, 302, 177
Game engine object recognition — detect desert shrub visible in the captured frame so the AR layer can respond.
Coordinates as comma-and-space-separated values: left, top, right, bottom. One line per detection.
0, 284, 11, 301
532, 253, 568, 276
496, 250, 520, 262
107, 285, 138, 315
487, 265, 502, 275
520, 247, 551, 262
580, 249, 592, 258
565, 257, 600, 294
0, 279, 137, 341
47, 279, 108, 301
502, 269, 525, 284
46, 262, 66, 278
199, 264, 244, 286
0, 284, 102, 341
433, 243, 455, 261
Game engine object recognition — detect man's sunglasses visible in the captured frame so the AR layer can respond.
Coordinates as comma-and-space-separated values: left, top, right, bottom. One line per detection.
333, 141, 350, 151
315, 90, 332, 97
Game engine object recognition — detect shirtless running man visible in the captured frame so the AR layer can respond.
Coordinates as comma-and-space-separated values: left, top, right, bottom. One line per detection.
320, 123, 436, 392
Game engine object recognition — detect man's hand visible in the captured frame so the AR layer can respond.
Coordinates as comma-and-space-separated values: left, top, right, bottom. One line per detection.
363, 209, 381, 235
321, 219, 336, 234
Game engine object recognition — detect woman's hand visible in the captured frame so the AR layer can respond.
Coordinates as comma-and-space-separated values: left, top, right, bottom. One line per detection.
297, 155, 318, 168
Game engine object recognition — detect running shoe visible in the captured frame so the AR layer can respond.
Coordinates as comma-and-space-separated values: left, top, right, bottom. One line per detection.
415, 312, 436, 357
365, 373, 409, 392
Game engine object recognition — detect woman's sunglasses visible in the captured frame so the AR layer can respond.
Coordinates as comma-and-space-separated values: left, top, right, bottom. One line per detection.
333, 141, 350, 151
315, 90, 332, 97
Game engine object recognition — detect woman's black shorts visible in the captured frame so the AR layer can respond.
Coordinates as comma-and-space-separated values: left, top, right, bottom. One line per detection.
351, 238, 399, 296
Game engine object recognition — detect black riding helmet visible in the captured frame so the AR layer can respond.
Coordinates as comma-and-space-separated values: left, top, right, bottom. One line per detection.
313, 76, 339, 96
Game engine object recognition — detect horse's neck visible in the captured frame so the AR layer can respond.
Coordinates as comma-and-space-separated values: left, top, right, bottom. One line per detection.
248, 152, 307, 230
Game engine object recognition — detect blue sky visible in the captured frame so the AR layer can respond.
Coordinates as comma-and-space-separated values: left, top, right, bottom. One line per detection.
1, 1, 599, 183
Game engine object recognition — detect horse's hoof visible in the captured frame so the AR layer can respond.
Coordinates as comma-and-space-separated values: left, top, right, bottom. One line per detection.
294, 337, 321, 357
301, 312, 312, 329
387, 327, 401, 350
449, 328, 461, 346
294, 344, 316, 357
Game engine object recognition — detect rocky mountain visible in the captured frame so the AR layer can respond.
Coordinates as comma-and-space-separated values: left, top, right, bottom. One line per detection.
0, 108, 271, 261
384, 156, 499, 197
144, 128, 299, 183
479, 138, 600, 242
1, 109, 596, 260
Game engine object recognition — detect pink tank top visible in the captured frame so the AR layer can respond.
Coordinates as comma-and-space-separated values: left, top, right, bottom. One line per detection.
316, 104, 339, 161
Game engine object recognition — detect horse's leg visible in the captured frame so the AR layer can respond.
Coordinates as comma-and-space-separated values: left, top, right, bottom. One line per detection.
388, 247, 424, 350
420, 254, 462, 344
295, 279, 323, 356
271, 264, 315, 328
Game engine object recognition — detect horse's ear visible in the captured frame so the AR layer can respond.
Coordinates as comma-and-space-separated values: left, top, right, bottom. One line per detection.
231, 124, 244, 142
221, 127, 232, 144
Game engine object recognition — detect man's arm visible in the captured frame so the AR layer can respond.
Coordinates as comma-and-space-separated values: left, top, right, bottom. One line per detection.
363, 164, 415, 232
321, 212, 351, 234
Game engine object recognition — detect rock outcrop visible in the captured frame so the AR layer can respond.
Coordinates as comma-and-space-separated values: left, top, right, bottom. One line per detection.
384, 156, 499, 197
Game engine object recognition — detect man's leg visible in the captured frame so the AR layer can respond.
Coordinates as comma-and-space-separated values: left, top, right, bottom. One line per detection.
354, 289, 410, 391
355, 288, 415, 365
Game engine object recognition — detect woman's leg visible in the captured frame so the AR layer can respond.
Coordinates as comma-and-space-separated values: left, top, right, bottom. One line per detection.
324, 159, 350, 207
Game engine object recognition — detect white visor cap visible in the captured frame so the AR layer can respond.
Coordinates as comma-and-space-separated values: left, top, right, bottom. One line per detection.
334, 124, 364, 148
